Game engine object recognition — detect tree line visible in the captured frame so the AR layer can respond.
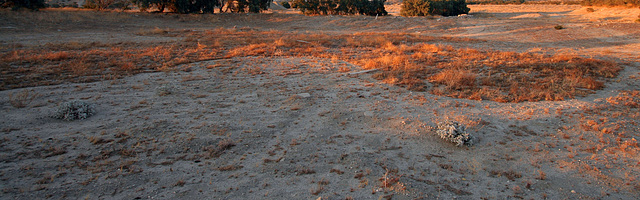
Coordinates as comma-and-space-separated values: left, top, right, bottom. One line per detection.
1, 0, 274, 12
2, 0, 474, 16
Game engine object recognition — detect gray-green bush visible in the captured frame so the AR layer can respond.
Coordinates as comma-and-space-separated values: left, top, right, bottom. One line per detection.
436, 121, 473, 146
52, 100, 96, 121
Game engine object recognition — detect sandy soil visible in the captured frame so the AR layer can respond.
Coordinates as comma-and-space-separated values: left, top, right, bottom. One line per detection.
1, 4, 640, 199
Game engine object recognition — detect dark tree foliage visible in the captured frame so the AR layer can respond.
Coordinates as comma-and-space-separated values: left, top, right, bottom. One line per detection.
361, 0, 386, 15
3, 0, 45, 10
401, 0, 469, 17
280, 1, 290, 8
134, 0, 173, 12
170, 0, 220, 13
229, 0, 272, 13
401, 0, 430, 16
133, 0, 271, 13
293, 0, 387, 16
582, 0, 639, 7
85, 0, 131, 10
249, 0, 271, 12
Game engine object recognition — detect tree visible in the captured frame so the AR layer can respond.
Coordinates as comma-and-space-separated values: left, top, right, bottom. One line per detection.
281, 1, 290, 9
362, 0, 387, 16
401, 0, 469, 17
4, 0, 45, 10
84, 0, 118, 10
401, 0, 430, 16
133, 0, 271, 13
294, 0, 387, 16
134, 0, 173, 12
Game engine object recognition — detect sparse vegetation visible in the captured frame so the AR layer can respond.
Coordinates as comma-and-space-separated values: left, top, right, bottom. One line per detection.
490, 169, 522, 181
51, 100, 96, 121
156, 84, 177, 96
296, 166, 316, 175
537, 170, 546, 180
379, 170, 404, 190
203, 138, 236, 158
217, 164, 243, 171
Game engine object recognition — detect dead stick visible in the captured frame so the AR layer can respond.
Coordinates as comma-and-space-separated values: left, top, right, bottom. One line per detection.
347, 68, 380, 75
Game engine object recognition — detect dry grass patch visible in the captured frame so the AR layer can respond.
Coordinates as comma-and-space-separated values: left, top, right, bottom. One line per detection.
1, 27, 621, 103
551, 90, 640, 192
373, 48, 621, 102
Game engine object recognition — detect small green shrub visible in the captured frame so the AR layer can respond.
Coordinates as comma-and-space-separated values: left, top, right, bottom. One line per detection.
52, 100, 96, 121
554, 25, 564, 30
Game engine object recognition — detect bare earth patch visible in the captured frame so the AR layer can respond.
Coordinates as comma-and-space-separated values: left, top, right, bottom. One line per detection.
0, 5, 639, 199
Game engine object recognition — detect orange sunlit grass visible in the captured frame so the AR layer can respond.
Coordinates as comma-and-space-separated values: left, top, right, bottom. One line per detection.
1, 28, 621, 103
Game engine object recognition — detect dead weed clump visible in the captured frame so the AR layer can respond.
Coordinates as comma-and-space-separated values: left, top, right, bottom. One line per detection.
203, 138, 236, 158
8, 89, 40, 108
378, 169, 406, 193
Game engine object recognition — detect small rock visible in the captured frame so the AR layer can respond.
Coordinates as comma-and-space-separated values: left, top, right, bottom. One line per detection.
297, 93, 311, 98
364, 111, 374, 117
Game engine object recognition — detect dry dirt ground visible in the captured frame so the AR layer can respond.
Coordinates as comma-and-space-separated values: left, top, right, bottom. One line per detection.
1, 4, 640, 200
